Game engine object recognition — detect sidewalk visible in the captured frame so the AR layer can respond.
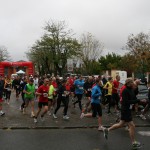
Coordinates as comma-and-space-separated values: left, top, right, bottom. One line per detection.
0, 91, 150, 129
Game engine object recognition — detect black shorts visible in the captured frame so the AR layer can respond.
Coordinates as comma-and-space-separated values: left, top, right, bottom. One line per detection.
121, 110, 132, 122
70, 86, 75, 92
85, 92, 91, 97
91, 103, 102, 117
48, 98, 53, 102
112, 93, 119, 104
38, 102, 48, 108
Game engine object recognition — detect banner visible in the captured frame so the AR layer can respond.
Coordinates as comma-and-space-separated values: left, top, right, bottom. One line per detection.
67, 59, 73, 72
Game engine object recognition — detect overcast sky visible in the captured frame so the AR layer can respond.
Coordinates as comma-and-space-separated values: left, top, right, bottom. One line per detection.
0, 0, 150, 61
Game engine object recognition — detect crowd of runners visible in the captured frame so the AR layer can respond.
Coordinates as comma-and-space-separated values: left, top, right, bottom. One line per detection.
0, 73, 150, 149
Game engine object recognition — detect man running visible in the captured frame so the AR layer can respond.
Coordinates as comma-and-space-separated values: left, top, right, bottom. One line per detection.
34, 78, 49, 123
103, 78, 146, 149
80, 78, 104, 131
23, 78, 35, 117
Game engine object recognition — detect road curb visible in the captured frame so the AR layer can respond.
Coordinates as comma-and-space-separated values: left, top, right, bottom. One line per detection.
1, 124, 150, 130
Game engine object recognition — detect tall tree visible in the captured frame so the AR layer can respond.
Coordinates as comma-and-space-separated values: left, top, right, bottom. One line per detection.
79, 32, 104, 74
125, 32, 150, 78
98, 53, 122, 71
26, 20, 81, 76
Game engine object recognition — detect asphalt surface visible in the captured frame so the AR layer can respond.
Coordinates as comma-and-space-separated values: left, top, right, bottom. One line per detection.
0, 91, 150, 129
0, 128, 150, 150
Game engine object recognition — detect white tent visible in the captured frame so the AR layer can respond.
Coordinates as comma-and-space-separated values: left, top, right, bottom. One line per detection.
16, 70, 25, 74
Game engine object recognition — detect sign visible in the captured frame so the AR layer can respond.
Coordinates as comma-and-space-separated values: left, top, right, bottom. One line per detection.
67, 59, 73, 72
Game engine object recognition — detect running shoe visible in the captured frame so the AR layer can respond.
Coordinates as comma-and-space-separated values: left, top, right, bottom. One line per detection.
103, 128, 108, 139
63, 115, 69, 120
80, 113, 85, 119
23, 108, 25, 114
34, 118, 37, 123
40, 116, 44, 122
132, 141, 141, 149
0, 112, 5, 116
31, 112, 35, 118
139, 114, 146, 120
98, 126, 104, 131
53, 114, 57, 119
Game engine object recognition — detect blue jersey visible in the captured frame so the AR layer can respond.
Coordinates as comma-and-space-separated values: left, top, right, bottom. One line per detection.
74, 79, 84, 94
91, 84, 102, 104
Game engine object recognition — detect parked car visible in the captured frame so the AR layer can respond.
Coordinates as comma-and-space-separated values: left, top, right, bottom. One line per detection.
136, 83, 148, 100
136, 83, 149, 110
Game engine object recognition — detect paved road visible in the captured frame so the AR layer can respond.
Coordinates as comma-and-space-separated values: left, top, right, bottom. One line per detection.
0, 91, 150, 129
0, 128, 149, 150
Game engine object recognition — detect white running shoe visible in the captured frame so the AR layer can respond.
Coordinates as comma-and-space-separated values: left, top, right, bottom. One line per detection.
23, 108, 26, 114
98, 126, 104, 131
0, 112, 5, 116
34, 118, 37, 123
53, 114, 57, 119
40, 116, 44, 122
31, 112, 35, 118
139, 114, 146, 120
63, 115, 69, 120
80, 113, 85, 119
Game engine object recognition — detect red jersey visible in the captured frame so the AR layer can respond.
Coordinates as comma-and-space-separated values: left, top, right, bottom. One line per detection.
112, 80, 120, 93
37, 85, 49, 102
52, 81, 58, 89
66, 83, 71, 91
68, 78, 74, 87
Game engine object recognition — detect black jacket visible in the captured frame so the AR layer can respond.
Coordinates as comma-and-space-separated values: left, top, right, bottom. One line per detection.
122, 86, 140, 111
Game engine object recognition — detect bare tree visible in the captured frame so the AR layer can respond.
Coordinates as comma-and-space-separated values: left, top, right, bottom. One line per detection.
80, 32, 104, 74
0, 46, 11, 61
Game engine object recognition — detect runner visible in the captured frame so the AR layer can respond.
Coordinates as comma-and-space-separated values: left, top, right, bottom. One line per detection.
80, 78, 104, 131
103, 78, 146, 149
20, 78, 27, 112
112, 75, 120, 113
53, 79, 70, 120
73, 75, 84, 112
47, 78, 55, 116
33, 78, 49, 123
4, 78, 12, 105
23, 78, 35, 117
82, 76, 93, 113
103, 77, 113, 114
0, 76, 5, 116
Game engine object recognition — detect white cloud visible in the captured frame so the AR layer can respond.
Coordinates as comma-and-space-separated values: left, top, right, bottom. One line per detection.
0, 0, 150, 61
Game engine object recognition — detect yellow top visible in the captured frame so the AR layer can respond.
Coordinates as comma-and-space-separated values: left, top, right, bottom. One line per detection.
103, 81, 113, 95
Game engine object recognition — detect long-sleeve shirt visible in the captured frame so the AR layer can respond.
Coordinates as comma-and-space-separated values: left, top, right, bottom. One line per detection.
74, 79, 84, 94
121, 86, 140, 111
91, 84, 102, 104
